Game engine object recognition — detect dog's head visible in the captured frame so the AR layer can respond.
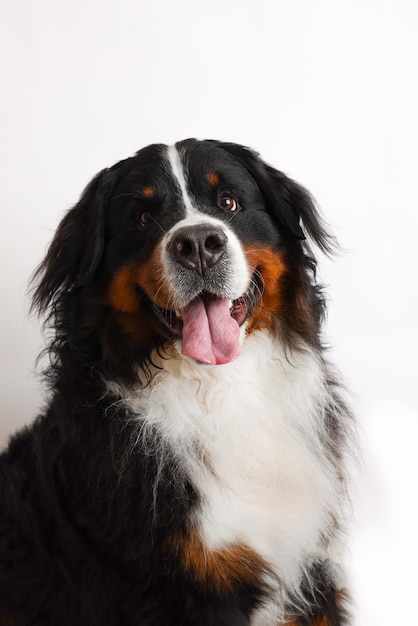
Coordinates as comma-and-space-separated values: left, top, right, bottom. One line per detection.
33, 139, 333, 377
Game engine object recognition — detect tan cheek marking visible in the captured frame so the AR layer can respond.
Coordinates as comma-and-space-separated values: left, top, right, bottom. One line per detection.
168, 528, 268, 595
312, 617, 333, 626
244, 245, 287, 332
142, 185, 154, 198
207, 172, 219, 187
107, 243, 172, 313
107, 265, 139, 313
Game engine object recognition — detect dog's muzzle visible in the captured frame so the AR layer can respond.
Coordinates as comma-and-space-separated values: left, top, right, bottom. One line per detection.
155, 220, 255, 365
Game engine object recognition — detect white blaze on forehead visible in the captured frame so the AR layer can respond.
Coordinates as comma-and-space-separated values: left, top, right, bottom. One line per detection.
167, 144, 197, 216
163, 144, 250, 308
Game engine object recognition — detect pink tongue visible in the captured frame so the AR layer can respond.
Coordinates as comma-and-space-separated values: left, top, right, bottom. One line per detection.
180, 296, 241, 365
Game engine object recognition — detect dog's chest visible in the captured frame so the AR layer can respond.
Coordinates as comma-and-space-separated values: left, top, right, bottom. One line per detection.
123, 333, 336, 590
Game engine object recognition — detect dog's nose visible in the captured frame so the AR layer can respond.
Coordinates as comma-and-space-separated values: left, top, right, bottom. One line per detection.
169, 224, 228, 274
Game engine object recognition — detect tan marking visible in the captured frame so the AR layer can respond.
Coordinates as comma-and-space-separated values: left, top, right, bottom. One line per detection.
312, 617, 332, 626
142, 185, 154, 198
335, 588, 349, 609
107, 243, 172, 313
244, 245, 287, 333
104, 248, 170, 358
280, 615, 332, 626
207, 171, 219, 187
107, 265, 140, 314
168, 527, 269, 595
282, 617, 331, 626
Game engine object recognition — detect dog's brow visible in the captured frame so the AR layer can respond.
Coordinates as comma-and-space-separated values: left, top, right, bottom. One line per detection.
207, 172, 219, 187
142, 185, 154, 198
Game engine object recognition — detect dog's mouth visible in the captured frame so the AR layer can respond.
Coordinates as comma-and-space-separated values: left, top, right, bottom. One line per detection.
151, 281, 258, 365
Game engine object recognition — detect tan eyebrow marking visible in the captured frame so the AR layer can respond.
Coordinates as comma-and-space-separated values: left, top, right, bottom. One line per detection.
142, 185, 154, 198
207, 172, 219, 187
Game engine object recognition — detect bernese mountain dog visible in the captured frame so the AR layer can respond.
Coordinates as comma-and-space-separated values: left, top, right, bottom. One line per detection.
0, 139, 353, 625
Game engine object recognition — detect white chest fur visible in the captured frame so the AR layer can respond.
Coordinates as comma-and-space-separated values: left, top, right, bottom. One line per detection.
115, 331, 340, 604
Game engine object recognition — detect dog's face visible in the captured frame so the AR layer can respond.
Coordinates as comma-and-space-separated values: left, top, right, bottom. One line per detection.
105, 141, 289, 365
33, 139, 332, 374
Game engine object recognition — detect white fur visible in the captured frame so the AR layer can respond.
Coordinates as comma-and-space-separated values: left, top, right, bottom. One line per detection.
111, 331, 345, 622
167, 144, 197, 217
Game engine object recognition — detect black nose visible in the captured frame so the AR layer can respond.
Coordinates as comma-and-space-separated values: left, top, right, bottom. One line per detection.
169, 224, 228, 274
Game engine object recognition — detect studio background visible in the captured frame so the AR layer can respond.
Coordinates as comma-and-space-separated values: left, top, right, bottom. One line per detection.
1, 1, 417, 624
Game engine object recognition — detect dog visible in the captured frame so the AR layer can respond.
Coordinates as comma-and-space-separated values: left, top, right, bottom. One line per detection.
0, 139, 353, 625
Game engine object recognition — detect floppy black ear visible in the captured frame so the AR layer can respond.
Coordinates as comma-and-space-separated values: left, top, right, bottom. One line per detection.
213, 141, 335, 254
32, 167, 115, 315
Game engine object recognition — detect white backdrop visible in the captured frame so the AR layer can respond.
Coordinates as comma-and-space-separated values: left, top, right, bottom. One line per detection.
1, 1, 417, 624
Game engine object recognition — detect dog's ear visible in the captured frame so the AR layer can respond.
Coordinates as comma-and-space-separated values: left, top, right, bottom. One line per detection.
32, 167, 116, 315
214, 141, 335, 254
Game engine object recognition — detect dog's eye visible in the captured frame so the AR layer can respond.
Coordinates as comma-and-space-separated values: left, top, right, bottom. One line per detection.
139, 211, 153, 227
218, 196, 237, 212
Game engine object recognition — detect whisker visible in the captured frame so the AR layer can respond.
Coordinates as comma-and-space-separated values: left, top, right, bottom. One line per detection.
153, 283, 168, 308
111, 193, 137, 201
149, 215, 167, 235
226, 206, 242, 224
152, 281, 178, 316
243, 266, 266, 317
244, 247, 282, 260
